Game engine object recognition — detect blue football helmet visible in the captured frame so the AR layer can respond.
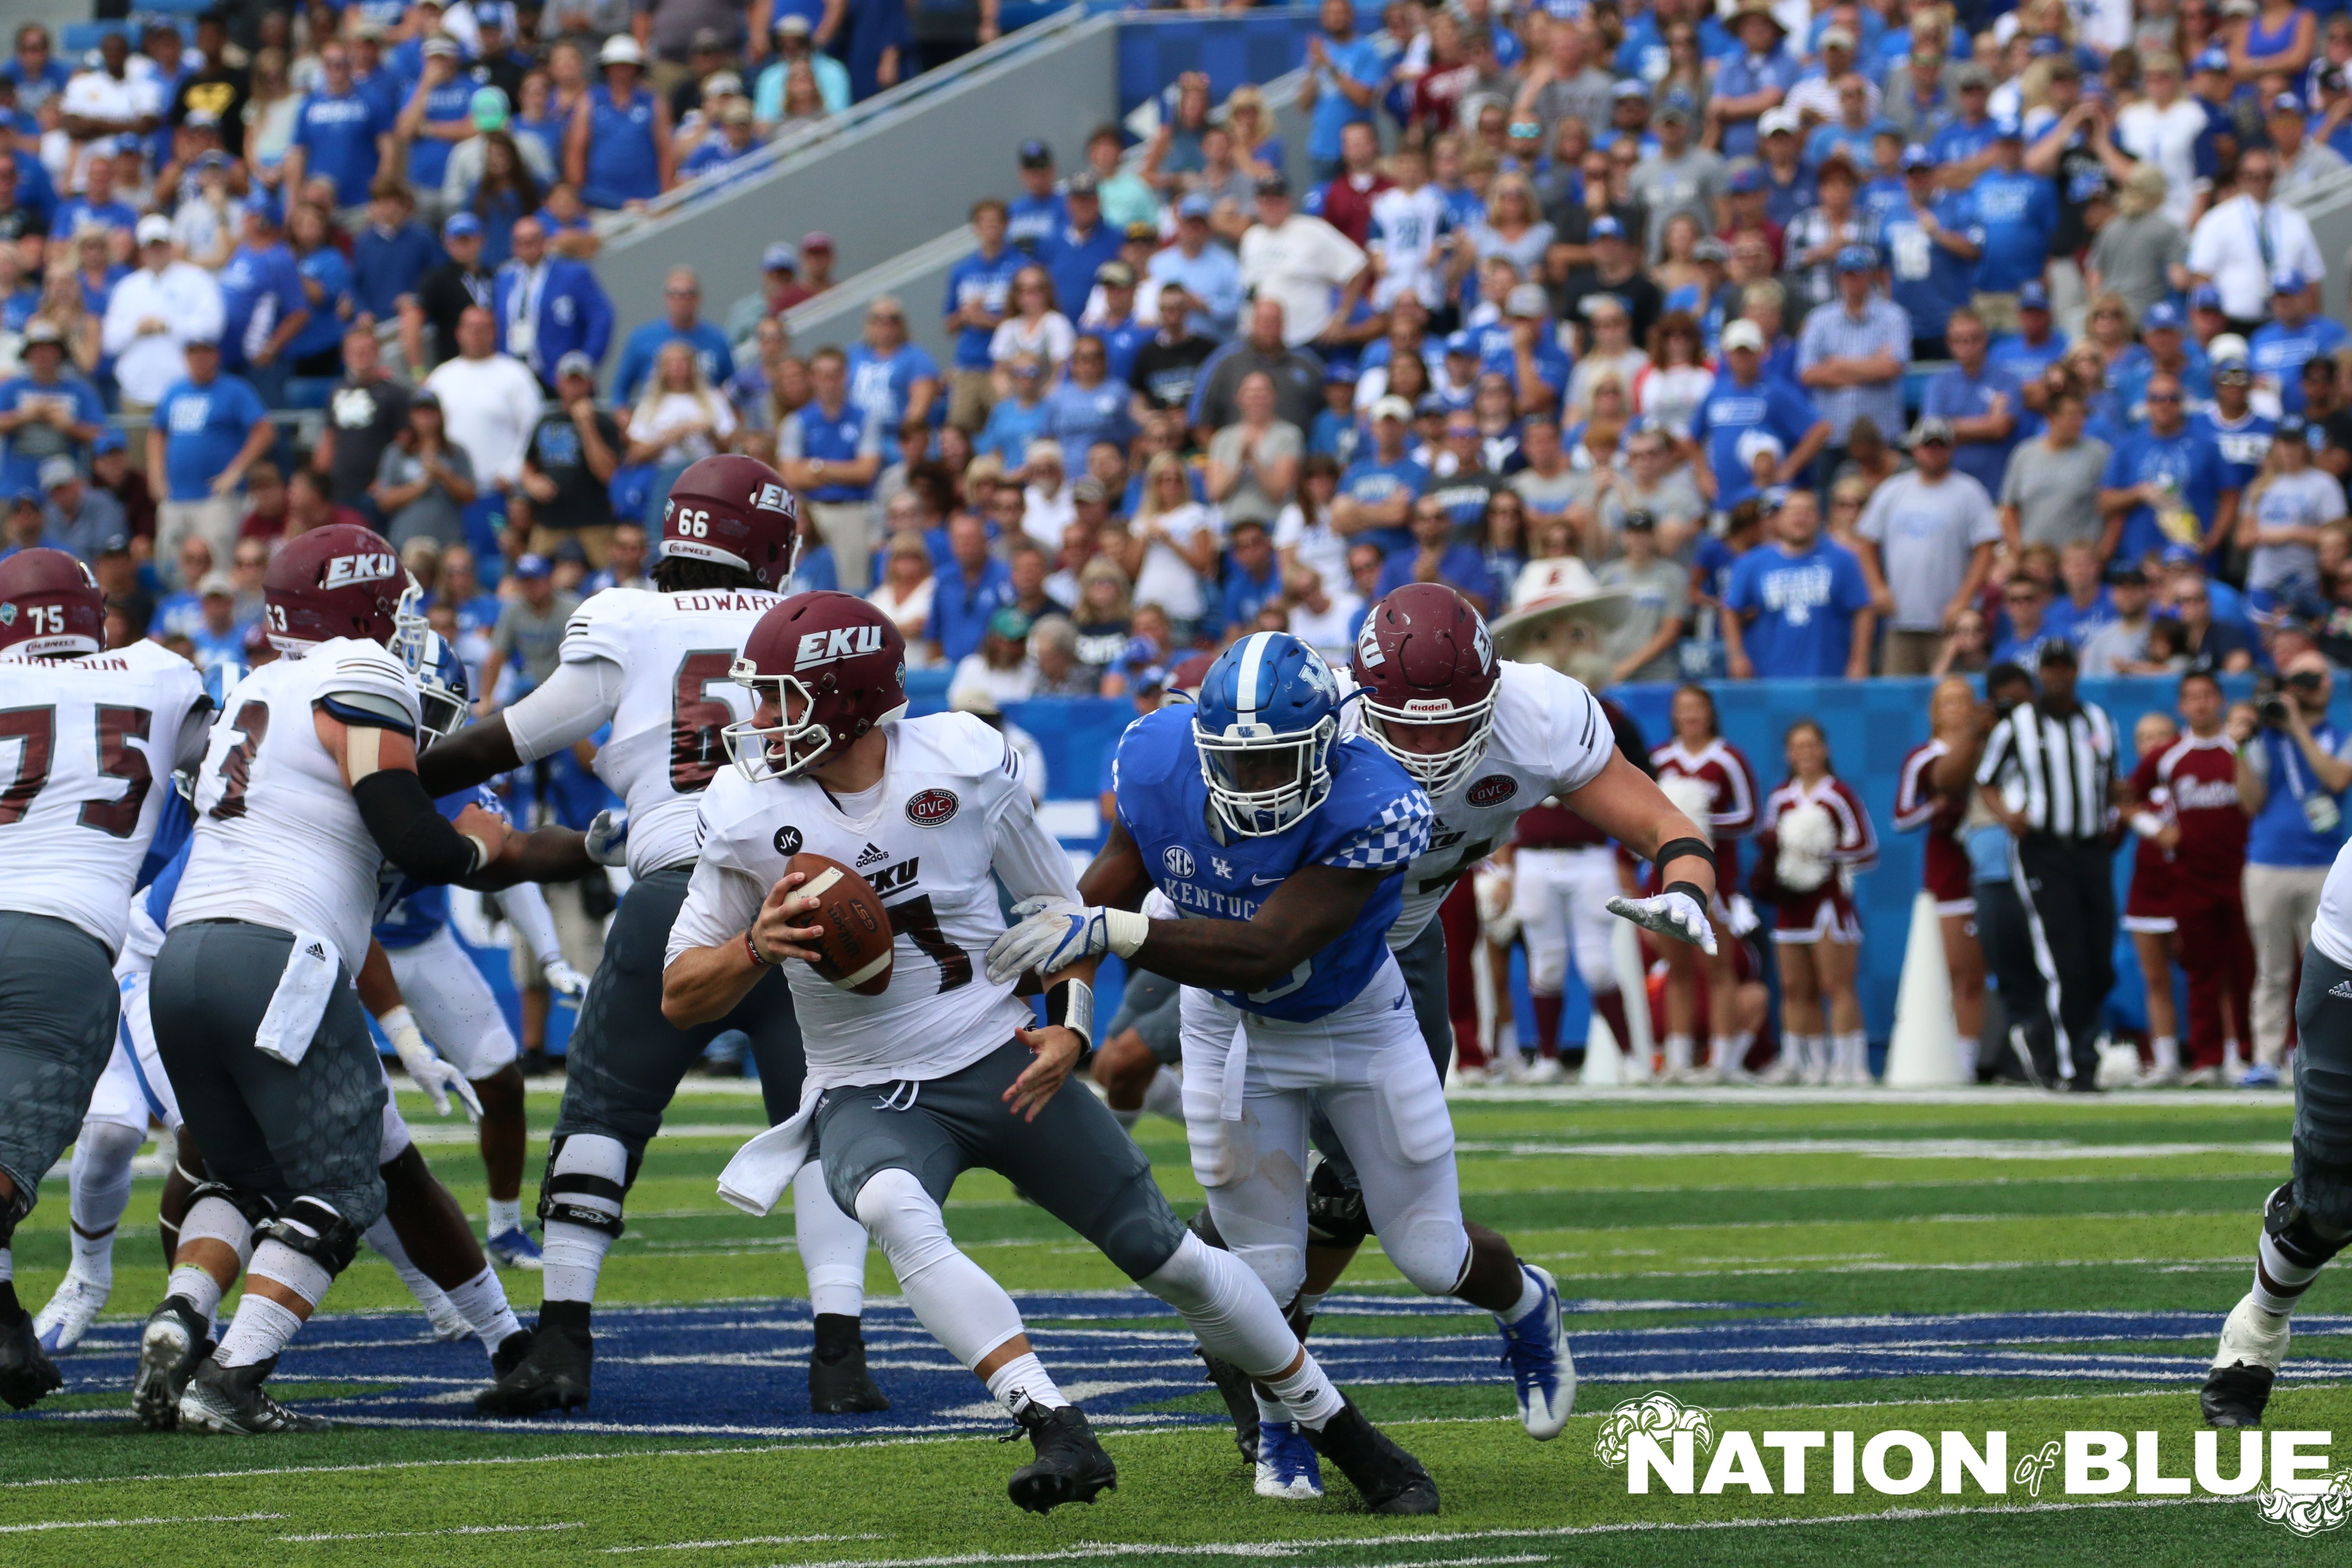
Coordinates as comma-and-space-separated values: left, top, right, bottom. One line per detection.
1192, 631, 1345, 838
411, 629, 470, 746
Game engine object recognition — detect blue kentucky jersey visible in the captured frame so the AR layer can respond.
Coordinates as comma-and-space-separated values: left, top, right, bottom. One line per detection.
136, 789, 200, 925
373, 787, 505, 948
1112, 704, 1433, 1023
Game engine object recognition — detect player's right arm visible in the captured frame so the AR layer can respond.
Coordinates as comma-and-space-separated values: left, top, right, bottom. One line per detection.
660, 799, 826, 1025
416, 641, 626, 796
1026, 816, 1392, 994
314, 669, 511, 885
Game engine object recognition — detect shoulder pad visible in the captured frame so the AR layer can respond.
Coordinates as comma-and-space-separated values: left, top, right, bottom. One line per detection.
311, 637, 422, 723
560, 587, 655, 666
1115, 705, 1195, 790
899, 711, 1011, 778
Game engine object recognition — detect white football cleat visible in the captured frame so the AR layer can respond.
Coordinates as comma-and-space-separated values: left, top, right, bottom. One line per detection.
1523, 1056, 1565, 1085
1253, 1419, 1325, 1498
2202, 1293, 2291, 1427
1496, 1264, 1575, 1439
33, 1271, 110, 1354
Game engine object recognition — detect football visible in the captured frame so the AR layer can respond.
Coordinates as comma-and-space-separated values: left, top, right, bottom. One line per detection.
787, 851, 894, 995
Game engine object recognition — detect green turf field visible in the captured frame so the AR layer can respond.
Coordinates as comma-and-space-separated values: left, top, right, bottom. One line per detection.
3, 1085, 2346, 1566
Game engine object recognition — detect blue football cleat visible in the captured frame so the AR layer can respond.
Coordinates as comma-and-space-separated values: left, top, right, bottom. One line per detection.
1497, 1263, 1575, 1440
2237, 1063, 2282, 1089
487, 1227, 545, 1270
1253, 1419, 1325, 1499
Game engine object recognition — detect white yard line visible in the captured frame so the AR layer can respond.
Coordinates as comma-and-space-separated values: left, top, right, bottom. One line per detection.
0, 1512, 283, 1534
1455, 1139, 2290, 1160
603, 1534, 887, 1552
275, 1521, 586, 1542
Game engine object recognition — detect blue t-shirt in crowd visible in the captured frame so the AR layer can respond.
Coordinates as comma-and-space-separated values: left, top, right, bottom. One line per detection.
292, 89, 394, 208
2113, 347, 2214, 426
2250, 316, 2352, 417
217, 241, 307, 371
1929, 115, 2002, 169
1375, 542, 1497, 609
1336, 453, 1430, 556
49, 194, 138, 240
778, 398, 882, 503
1306, 34, 1388, 164
1921, 361, 2026, 495
2103, 425, 2233, 561
1967, 167, 2058, 293
405, 74, 476, 190
353, 221, 441, 321
1042, 377, 1136, 461
943, 247, 1020, 371
0, 373, 105, 496
2042, 590, 2114, 647
845, 340, 941, 461
613, 320, 735, 405
1045, 223, 1123, 323
2248, 722, 2352, 867
153, 374, 268, 502
1691, 371, 1823, 508
2195, 407, 2278, 492
1219, 556, 1283, 633
1007, 190, 1069, 258
1880, 190, 1982, 342
976, 396, 1052, 468
1988, 328, 2070, 386
926, 554, 1015, 664
286, 245, 355, 364
1714, 49, 1801, 160
1725, 536, 1871, 677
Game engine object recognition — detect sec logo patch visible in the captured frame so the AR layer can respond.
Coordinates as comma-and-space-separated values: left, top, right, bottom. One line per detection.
1164, 845, 1195, 878
905, 787, 960, 828
773, 824, 804, 855
1467, 775, 1519, 808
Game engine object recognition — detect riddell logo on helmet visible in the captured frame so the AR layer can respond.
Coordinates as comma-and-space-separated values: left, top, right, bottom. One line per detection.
796, 625, 887, 667
1403, 698, 1454, 716
322, 552, 398, 588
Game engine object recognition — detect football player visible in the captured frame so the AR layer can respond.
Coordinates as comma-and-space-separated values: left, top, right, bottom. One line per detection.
668, 594, 1436, 1516
132, 523, 577, 1433
0, 548, 210, 1408
416, 455, 883, 1419
374, 631, 580, 1269
990, 625, 1715, 1498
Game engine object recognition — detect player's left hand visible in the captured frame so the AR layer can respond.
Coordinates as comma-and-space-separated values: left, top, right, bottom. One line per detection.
392, 1028, 484, 1122
1004, 1024, 1084, 1121
1607, 890, 1718, 955
542, 957, 590, 1001
585, 808, 629, 867
985, 900, 1110, 986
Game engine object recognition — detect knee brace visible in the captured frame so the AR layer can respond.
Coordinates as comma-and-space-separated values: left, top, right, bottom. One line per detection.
536, 1132, 635, 1241
1186, 1204, 1228, 1251
1305, 1155, 1372, 1249
185, 1180, 276, 1232
2270, 1178, 2352, 1268
851, 1168, 958, 1283
256, 1194, 362, 1277
179, 1190, 262, 1268
0, 1176, 34, 1249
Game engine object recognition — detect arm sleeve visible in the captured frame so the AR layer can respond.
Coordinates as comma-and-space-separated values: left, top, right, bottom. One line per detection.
353, 768, 484, 884
502, 655, 626, 762
497, 879, 567, 966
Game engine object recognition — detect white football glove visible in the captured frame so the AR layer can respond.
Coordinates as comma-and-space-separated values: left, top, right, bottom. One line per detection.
542, 956, 591, 1001
585, 808, 629, 867
386, 1009, 483, 1121
983, 898, 1149, 986
1607, 890, 1718, 955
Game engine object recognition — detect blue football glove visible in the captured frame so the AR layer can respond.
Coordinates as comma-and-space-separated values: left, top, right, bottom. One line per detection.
1607, 890, 1717, 955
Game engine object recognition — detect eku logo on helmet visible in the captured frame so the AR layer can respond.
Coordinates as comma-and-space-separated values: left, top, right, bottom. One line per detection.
1355, 617, 1384, 667
322, 552, 398, 588
1473, 620, 1493, 669
795, 625, 886, 667
753, 482, 792, 512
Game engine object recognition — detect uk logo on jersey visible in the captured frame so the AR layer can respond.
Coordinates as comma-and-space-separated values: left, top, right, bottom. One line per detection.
322, 552, 398, 588
1212, 856, 1233, 879
1164, 845, 1195, 878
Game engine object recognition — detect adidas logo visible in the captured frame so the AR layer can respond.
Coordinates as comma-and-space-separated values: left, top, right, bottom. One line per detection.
855, 842, 888, 868
306, 942, 328, 960
2331, 980, 2352, 1001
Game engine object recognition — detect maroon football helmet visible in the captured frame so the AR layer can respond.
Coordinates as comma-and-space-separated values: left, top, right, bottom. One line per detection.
661, 453, 800, 590
0, 547, 105, 658
263, 521, 418, 653
1351, 583, 1500, 794
724, 592, 908, 781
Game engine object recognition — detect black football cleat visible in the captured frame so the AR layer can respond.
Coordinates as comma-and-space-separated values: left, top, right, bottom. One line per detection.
131, 1297, 211, 1432
2203, 1295, 2289, 1427
1003, 1399, 1118, 1513
0, 1309, 63, 1410
2203, 1363, 2276, 1427
489, 1327, 535, 1380
809, 1312, 889, 1413
1195, 1345, 1262, 1463
1301, 1397, 1441, 1516
475, 1313, 592, 1416
178, 1356, 330, 1434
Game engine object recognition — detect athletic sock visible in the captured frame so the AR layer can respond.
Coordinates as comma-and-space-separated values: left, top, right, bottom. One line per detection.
2151, 1035, 2181, 1072
791, 1161, 869, 1320
2254, 1232, 2328, 1316
1709, 1035, 1739, 1076
1663, 1033, 1694, 1076
1111, 1106, 1142, 1130
1141, 1067, 1185, 1125
166, 1265, 225, 1331
540, 1222, 615, 1306
1957, 1034, 1980, 1080
540, 1134, 629, 1305
2224, 1042, 2248, 1079
361, 1216, 455, 1321
1502, 1265, 1545, 1326
67, 1121, 141, 1289
1531, 993, 1564, 1056
1835, 1032, 1869, 1080
443, 1266, 524, 1355
984, 1351, 1069, 1413
215, 1240, 331, 1368
1253, 1390, 1287, 1431
486, 1197, 524, 1237
1261, 1353, 1344, 1431
1590, 989, 1633, 1061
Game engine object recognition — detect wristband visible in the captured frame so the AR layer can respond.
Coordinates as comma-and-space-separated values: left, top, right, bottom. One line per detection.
1664, 881, 1709, 906
379, 1005, 416, 1037
1103, 907, 1151, 959
462, 834, 492, 875
1047, 977, 1095, 1054
1654, 836, 1716, 876
745, 927, 778, 967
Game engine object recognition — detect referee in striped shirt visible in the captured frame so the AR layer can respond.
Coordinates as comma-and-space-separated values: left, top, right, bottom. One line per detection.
1975, 641, 2120, 1090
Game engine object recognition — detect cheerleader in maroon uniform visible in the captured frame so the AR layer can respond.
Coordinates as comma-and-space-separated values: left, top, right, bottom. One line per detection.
1893, 678, 1990, 1076
2122, 710, 2186, 1082
1754, 720, 1879, 1085
1650, 684, 1762, 1082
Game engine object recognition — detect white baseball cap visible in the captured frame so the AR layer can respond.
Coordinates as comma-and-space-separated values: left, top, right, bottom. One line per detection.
135, 213, 172, 246
1722, 319, 1767, 352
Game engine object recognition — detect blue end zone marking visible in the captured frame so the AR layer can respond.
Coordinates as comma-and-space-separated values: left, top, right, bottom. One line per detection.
12, 1300, 2347, 1436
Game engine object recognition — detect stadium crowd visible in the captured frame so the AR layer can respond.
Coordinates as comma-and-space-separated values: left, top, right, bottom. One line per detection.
6, 0, 2352, 1089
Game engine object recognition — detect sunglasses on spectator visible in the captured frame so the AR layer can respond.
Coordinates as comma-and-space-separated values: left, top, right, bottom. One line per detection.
2148, 392, 2182, 403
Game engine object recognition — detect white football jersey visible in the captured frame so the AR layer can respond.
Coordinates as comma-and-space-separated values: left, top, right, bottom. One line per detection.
560, 586, 784, 878
1340, 659, 1615, 948
170, 637, 422, 971
668, 713, 1078, 1089
0, 641, 206, 954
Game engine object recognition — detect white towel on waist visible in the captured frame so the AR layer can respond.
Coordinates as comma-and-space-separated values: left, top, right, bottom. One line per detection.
253, 929, 340, 1068
717, 1087, 821, 1216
